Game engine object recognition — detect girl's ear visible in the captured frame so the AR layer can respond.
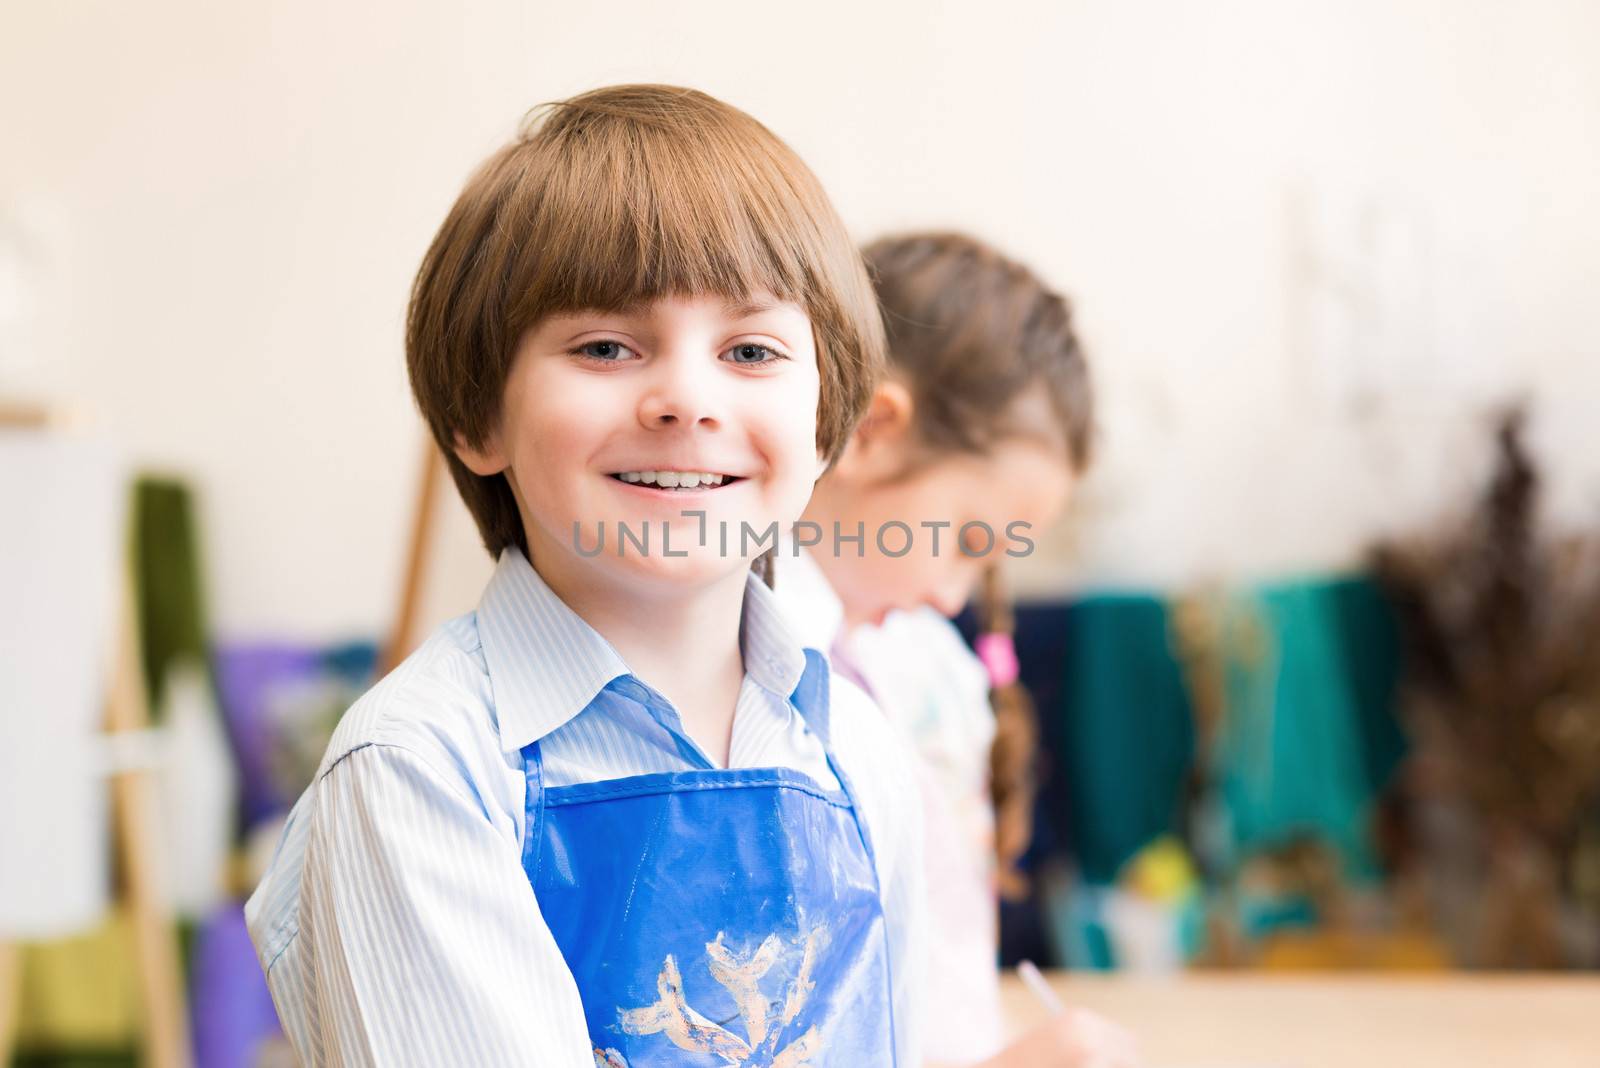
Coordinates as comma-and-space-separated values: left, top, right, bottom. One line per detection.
833, 379, 915, 480
452, 429, 508, 477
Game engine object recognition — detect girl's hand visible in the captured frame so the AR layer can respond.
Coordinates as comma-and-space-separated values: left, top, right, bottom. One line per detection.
968, 1007, 1142, 1068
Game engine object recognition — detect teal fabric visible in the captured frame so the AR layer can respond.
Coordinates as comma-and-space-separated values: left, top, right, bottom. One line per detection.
1047, 594, 1195, 886
1047, 885, 1118, 971
1028, 577, 1407, 966
1327, 577, 1408, 793
1211, 575, 1406, 881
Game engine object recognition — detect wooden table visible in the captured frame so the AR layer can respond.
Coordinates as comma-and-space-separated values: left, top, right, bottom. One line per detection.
1001, 972, 1600, 1068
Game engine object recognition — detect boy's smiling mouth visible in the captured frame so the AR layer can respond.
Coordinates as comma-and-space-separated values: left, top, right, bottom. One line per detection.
607, 470, 746, 491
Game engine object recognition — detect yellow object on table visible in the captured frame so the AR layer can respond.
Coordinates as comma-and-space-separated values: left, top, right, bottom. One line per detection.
1002, 971, 1600, 1068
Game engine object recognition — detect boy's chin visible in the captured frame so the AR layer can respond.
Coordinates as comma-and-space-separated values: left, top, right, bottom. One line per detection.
601, 549, 758, 590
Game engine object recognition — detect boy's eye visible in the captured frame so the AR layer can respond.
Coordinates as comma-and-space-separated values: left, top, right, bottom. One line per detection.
573, 340, 637, 362
723, 343, 785, 365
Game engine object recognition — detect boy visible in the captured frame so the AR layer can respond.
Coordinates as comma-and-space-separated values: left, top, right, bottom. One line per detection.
247, 85, 923, 1067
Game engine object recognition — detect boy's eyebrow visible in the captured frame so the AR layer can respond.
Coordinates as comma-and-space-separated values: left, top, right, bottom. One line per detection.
723, 297, 780, 319
550, 296, 783, 332
548, 303, 648, 329
590, 301, 650, 319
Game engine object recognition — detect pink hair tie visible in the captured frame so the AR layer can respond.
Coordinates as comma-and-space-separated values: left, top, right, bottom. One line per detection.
975, 632, 1020, 689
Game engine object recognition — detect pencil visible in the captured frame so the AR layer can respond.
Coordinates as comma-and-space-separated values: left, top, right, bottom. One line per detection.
1017, 959, 1066, 1016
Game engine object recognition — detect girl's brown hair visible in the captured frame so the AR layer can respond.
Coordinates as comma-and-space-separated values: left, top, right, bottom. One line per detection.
863, 231, 1092, 898
979, 567, 1038, 901
863, 232, 1091, 472
407, 85, 886, 568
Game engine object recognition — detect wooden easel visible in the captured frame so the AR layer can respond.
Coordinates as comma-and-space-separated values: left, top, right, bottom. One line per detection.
0, 400, 193, 1068
381, 439, 445, 676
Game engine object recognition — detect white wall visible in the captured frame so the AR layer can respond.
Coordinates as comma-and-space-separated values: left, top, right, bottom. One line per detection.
4, 0, 1598, 639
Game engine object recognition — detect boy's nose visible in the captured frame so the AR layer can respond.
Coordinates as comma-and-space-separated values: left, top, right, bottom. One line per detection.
637, 359, 722, 431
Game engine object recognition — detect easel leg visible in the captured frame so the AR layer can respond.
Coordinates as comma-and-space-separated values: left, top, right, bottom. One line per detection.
0, 939, 18, 1065
382, 439, 443, 675
106, 568, 193, 1068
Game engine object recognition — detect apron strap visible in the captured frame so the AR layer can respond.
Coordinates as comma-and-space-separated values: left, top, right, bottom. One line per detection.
520, 740, 547, 883
790, 647, 833, 746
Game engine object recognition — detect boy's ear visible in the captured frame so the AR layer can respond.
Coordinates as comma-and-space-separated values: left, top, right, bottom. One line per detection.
833, 379, 915, 479
451, 429, 509, 477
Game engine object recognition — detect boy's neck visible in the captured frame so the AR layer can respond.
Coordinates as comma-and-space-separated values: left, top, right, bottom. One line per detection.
529, 550, 749, 768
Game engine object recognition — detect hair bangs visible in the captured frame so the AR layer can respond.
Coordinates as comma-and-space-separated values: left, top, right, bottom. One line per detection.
507, 92, 827, 328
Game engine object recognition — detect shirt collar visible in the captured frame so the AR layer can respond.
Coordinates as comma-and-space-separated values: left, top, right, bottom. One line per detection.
477, 547, 631, 753
477, 547, 812, 753
738, 565, 811, 699
744, 566, 830, 747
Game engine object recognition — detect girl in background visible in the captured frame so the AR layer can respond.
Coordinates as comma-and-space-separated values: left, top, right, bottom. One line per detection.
778, 232, 1140, 1067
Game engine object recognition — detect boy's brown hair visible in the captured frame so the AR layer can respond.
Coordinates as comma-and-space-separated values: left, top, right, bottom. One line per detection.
407, 85, 886, 563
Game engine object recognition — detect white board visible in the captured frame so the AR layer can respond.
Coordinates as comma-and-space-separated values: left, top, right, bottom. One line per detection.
0, 428, 124, 937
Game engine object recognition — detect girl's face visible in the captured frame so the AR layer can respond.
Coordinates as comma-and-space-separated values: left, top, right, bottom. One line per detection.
456, 292, 825, 593
806, 385, 1075, 627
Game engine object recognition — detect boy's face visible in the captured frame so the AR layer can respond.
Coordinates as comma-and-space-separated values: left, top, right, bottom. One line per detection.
456, 292, 825, 593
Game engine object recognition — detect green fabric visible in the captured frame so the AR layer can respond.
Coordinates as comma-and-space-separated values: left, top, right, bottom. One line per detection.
1049, 594, 1195, 885
130, 477, 210, 720
1212, 575, 1406, 880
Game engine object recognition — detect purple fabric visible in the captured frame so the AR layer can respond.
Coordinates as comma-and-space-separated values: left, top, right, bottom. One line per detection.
212, 643, 324, 828
190, 902, 283, 1068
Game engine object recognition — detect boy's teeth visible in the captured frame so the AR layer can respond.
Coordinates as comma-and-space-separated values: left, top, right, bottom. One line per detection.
616, 470, 728, 488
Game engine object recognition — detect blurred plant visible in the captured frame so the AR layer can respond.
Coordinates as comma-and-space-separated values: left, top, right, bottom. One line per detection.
1372, 406, 1600, 967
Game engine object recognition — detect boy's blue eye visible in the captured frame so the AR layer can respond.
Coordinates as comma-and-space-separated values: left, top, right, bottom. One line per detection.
724, 343, 783, 365
575, 340, 634, 361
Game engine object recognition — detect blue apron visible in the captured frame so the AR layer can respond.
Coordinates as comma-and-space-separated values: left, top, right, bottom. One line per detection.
520, 650, 898, 1067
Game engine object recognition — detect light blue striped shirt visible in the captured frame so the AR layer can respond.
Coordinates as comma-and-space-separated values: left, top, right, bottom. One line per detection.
245, 547, 924, 1067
